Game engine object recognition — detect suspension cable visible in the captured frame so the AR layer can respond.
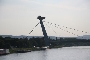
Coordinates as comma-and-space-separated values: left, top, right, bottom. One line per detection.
45, 21, 89, 34
45, 21, 82, 37
29, 22, 40, 34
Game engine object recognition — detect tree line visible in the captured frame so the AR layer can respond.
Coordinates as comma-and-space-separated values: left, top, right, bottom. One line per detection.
0, 36, 90, 49
0, 36, 45, 49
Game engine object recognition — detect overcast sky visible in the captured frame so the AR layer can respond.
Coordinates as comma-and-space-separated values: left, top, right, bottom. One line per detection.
0, 0, 90, 37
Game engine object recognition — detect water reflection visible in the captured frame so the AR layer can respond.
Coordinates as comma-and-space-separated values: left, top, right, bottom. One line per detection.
0, 46, 90, 60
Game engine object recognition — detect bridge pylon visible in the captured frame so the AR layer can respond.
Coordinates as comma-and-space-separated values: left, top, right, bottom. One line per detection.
37, 16, 49, 46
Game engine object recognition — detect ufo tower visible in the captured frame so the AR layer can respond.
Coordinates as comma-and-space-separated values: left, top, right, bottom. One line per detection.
37, 16, 49, 46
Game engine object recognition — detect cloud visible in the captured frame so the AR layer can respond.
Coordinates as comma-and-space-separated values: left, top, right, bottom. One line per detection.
19, 0, 89, 11
1, 0, 89, 11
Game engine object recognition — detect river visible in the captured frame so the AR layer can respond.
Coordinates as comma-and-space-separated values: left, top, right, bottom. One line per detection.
0, 46, 90, 60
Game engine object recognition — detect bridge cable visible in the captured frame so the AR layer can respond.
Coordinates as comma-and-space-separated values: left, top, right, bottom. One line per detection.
46, 21, 89, 34
45, 21, 79, 37
29, 22, 40, 34
46, 21, 90, 38
46, 24, 57, 34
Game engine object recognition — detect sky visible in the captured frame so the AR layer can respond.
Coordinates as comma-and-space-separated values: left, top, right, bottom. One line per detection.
0, 0, 90, 37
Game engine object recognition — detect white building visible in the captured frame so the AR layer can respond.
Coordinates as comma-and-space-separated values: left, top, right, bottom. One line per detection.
0, 49, 10, 55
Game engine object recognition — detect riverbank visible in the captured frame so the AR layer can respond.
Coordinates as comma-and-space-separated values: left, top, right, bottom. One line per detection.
1, 45, 89, 55
9, 47, 48, 53
1, 46, 90, 60
0, 46, 77, 54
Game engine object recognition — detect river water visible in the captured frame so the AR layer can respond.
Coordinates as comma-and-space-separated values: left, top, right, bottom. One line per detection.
0, 46, 90, 60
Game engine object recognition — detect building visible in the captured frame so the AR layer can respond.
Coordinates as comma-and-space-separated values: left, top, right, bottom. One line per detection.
0, 49, 10, 55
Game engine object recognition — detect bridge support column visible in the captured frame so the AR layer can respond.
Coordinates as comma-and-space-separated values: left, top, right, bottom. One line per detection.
37, 16, 49, 46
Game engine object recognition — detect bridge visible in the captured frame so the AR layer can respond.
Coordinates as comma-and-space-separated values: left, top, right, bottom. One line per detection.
29, 16, 90, 47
